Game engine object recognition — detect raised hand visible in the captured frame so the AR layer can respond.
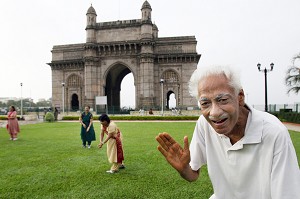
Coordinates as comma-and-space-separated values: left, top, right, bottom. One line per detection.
156, 132, 190, 173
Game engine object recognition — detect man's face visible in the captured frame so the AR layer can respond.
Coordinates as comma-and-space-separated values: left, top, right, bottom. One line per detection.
84, 107, 89, 112
198, 74, 244, 135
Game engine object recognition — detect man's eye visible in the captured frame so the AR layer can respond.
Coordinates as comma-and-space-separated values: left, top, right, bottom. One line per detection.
200, 102, 210, 108
218, 98, 229, 104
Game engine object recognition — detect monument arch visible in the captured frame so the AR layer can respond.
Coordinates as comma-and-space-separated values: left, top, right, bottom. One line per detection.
48, 1, 201, 113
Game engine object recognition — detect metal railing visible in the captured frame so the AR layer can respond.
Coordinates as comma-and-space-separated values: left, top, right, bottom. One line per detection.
251, 104, 300, 113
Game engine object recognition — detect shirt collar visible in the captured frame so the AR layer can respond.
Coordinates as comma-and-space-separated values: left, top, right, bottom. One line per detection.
242, 105, 263, 144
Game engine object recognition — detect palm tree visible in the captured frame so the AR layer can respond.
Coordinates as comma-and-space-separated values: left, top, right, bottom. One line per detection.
285, 53, 300, 94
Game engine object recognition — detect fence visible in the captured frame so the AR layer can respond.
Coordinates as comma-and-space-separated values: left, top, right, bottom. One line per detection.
251, 104, 300, 112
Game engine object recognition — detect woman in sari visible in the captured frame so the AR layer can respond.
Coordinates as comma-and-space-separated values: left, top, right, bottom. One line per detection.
79, 106, 96, 148
98, 114, 125, 173
7, 105, 20, 140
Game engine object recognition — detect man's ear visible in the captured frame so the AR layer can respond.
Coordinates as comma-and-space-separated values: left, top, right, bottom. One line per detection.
238, 89, 245, 106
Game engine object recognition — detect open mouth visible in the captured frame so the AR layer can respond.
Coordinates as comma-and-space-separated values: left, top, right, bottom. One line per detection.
212, 118, 227, 124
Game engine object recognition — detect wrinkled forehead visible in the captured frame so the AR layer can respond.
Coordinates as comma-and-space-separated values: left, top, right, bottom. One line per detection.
198, 75, 234, 93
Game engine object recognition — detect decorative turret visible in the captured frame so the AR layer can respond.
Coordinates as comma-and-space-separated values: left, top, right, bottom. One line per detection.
141, 0, 152, 22
86, 5, 97, 43
141, 1, 153, 39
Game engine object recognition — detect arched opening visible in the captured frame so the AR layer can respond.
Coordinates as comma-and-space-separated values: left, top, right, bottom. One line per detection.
67, 74, 82, 111
167, 91, 176, 109
105, 63, 134, 114
162, 70, 180, 111
71, 94, 79, 111
168, 92, 176, 109
120, 73, 136, 110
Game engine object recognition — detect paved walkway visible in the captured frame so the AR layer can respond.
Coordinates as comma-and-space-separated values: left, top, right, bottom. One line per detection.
282, 122, 300, 132
0, 120, 43, 128
1, 120, 300, 132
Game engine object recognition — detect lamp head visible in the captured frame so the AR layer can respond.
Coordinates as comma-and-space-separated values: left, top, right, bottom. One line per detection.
160, 79, 164, 83
270, 63, 274, 71
257, 63, 261, 71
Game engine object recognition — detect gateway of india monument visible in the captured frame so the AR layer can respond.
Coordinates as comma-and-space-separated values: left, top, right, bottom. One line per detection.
48, 1, 201, 113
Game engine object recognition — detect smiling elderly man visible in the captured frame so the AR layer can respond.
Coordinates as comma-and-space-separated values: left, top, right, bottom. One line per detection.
156, 65, 300, 199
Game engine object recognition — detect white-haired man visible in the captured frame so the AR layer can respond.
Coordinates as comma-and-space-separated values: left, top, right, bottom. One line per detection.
156, 65, 300, 199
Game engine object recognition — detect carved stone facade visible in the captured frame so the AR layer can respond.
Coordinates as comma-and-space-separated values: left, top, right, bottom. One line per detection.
48, 1, 201, 112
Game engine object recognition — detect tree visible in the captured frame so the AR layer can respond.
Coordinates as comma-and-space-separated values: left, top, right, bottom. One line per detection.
285, 53, 300, 94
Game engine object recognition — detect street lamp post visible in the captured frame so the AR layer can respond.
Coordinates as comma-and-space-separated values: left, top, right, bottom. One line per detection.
257, 63, 274, 112
62, 82, 65, 115
20, 83, 23, 119
160, 79, 164, 116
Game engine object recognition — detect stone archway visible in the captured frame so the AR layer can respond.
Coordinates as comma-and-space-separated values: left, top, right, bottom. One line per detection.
48, 2, 200, 111
66, 74, 82, 111
105, 63, 132, 113
162, 70, 180, 109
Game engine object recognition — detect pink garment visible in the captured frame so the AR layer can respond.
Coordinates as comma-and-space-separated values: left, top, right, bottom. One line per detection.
7, 111, 20, 135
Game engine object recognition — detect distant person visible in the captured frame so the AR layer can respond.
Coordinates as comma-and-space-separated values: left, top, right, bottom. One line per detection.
139, 109, 144, 116
156, 65, 300, 198
149, 108, 153, 115
79, 106, 96, 148
98, 114, 125, 173
43, 108, 47, 119
54, 107, 58, 121
6, 105, 20, 141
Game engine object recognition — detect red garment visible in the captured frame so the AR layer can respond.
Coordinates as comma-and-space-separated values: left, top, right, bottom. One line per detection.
102, 126, 124, 163
7, 111, 20, 134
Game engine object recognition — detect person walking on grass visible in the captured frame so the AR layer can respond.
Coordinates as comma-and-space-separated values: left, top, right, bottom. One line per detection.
98, 114, 125, 173
6, 105, 20, 141
156, 65, 300, 199
79, 105, 96, 148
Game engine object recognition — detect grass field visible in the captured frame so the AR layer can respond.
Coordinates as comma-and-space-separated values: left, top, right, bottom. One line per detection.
0, 122, 299, 199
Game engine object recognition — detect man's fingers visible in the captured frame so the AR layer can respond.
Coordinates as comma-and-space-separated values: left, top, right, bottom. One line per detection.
161, 132, 177, 145
159, 133, 175, 146
156, 133, 170, 151
157, 145, 168, 157
183, 136, 189, 151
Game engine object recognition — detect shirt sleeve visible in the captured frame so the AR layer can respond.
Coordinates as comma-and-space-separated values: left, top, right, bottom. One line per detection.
189, 116, 207, 171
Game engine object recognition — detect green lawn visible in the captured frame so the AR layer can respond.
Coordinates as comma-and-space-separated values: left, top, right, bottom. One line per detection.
0, 122, 299, 199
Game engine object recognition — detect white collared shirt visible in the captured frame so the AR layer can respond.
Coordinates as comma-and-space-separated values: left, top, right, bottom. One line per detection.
189, 106, 300, 199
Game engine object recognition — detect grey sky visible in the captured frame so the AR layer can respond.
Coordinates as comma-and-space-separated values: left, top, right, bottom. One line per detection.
1, 0, 300, 108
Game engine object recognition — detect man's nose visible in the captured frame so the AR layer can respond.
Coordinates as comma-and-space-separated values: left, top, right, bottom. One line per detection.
209, 102, 223, 117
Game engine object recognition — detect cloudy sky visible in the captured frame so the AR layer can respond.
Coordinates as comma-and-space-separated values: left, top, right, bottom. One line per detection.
1, 0, 300, 109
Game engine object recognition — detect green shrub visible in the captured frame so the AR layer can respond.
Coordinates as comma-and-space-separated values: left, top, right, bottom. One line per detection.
44, 112, 55, 122
0, 116, 23, 120
270, 111, 300, 124
0, 116, 7, 120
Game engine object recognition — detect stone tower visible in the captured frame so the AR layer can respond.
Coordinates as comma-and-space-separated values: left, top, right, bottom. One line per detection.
48, 1, 201, 113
